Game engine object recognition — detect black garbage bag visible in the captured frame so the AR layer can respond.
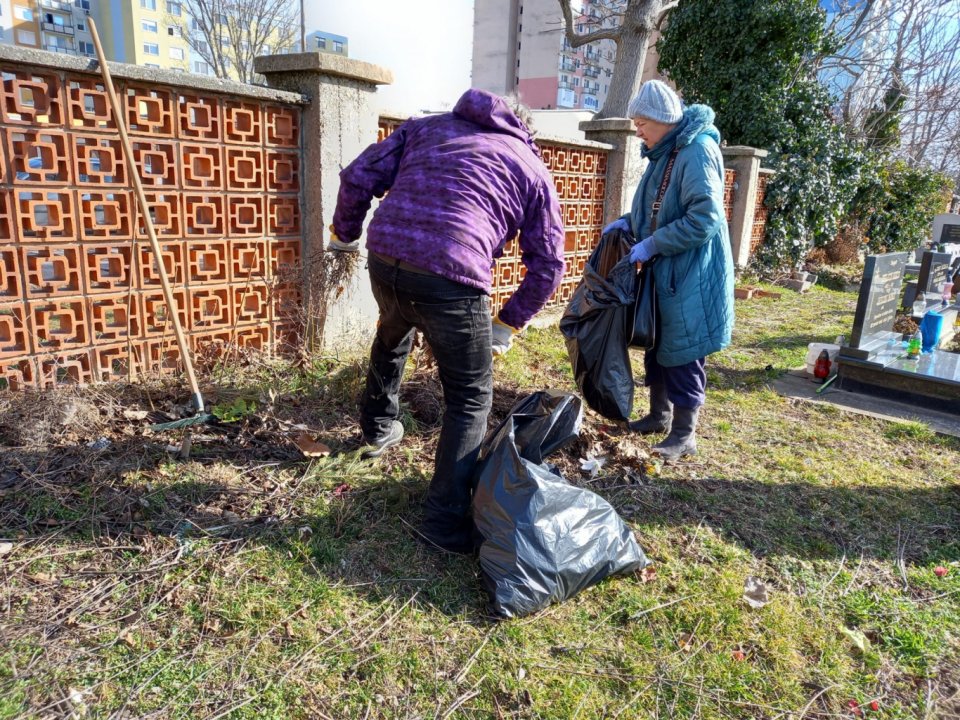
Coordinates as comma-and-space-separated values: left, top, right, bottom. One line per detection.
560, 229, 638, 421
472, 390, 650, 618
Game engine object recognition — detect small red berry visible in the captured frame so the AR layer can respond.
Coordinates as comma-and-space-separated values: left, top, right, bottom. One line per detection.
934, 566, 949, 577
869, 700, 880, 712
847, 700, 862, 717
731, 650, 746, 661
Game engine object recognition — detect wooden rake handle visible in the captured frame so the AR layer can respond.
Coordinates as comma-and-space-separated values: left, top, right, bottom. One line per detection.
88, 18, 204, 413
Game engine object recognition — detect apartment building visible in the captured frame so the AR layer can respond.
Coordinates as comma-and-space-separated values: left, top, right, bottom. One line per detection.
307, 29, 347, 56
472, 0, 618, 111
0, 0, 298, 80
96, 0, 191, 72
0, 0, 98, 58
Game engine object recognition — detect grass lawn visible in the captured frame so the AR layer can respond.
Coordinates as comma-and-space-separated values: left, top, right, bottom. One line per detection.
1, 282, 958, 719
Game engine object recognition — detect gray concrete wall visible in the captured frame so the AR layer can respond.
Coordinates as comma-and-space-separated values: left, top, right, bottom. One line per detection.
255, 52, 393, 353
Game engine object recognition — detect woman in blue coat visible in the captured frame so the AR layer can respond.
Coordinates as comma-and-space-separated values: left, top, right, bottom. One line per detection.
606, 80, 734, 459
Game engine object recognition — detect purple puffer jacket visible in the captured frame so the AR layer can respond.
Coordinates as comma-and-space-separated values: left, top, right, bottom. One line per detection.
332, 89, 565, 329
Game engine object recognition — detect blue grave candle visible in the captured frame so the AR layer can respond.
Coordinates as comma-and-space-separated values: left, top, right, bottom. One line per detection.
919, 311, 943, 353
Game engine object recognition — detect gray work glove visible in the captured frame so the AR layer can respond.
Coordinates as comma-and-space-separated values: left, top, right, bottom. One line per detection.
491, 316, 517, 356
327, 225, 359, 253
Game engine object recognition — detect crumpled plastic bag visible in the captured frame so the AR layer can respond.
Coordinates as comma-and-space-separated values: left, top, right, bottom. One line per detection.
560, 229, 638, 421
472, 390, 650, 618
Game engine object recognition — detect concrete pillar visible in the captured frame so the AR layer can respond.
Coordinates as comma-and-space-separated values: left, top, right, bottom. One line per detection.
254, 52, 393, 349
721, 145, 769, 269
579, 118, 646, 224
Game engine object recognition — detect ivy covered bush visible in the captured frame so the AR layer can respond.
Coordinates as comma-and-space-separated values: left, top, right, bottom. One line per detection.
657, 0, 955, 273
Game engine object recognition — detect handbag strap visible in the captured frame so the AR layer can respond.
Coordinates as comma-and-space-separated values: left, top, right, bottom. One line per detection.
650, 148, 680, 232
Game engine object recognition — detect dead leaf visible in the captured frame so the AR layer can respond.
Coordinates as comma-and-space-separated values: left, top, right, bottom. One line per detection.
120, 631, 137, 648
841, 626, 870, 653
293, 431, 331, 458
28, 572, 53, 584
517, 667, 527, 681
677, 632, 695, 651
743, 576, 770, 609
639, 566, 657, 583
283, 621, 296, 639
0, 542, 13, 557
123, 409, 149, 420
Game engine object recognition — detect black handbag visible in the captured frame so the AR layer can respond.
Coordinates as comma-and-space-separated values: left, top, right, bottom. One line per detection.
630, 260, 657, 349
630, 148, 678, 350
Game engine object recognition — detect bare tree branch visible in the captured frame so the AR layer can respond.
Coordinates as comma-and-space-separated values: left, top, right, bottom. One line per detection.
177, 0, 298, 83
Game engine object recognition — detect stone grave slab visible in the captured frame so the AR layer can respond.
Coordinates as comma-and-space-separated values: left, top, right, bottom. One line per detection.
932, 213, 960, 246
841, 252, 909, 363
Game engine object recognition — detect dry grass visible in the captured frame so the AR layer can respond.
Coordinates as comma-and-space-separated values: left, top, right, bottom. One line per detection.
1, 282, 959, 719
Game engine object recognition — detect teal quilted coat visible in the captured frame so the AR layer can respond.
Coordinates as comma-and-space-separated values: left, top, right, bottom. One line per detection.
627, 104, 735, 367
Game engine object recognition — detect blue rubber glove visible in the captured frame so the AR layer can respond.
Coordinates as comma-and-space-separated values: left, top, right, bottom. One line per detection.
629, 237, 657, 264
602, 217, 631, 236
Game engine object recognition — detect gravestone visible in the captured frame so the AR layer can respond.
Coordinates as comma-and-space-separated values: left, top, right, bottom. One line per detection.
932, 213, 960, 246
838, 251, 960, 413
841, 252, 909, 363
917, 250, 953, 295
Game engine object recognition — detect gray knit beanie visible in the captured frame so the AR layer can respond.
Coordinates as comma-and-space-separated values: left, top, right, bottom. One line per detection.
627, 80, 683, 124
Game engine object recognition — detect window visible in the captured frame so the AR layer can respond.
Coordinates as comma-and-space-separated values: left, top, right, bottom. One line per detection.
166, 1, 181, 15
142, 20, 157, 32
76, 20, 85, 30
193, 60, 209, 74
315, 36, 326, 49
333, 41, 343, 53
140, 0, 156, 9
169, 46, 183, 60
16, 29, 36, 45
75, 0, 91, 9
220, 36, 229, 48
143, 42, 159, 55
144, 63, 160, 68
14, 6, 33, 21
217, 13, 226, 23
168, 25, 182, 37
78, 40, 94, 55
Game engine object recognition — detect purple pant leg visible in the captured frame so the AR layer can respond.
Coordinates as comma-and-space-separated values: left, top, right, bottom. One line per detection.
643, 351, 706, 409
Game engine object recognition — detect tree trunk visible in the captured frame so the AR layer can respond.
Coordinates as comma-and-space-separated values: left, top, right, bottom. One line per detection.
557, 0, 664, 118
597, 0, 663, 118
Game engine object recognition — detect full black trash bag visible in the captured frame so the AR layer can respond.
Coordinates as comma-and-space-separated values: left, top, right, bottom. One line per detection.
560, 229, 638, 421
472, 390, 649, 618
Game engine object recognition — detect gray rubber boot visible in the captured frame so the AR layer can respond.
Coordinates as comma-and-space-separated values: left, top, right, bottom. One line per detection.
652, 406, 699, 460
628, 382, 673, 435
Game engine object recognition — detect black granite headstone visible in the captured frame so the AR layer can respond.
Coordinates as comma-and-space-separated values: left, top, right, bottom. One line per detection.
843, 252, 908, 361
917, 250, 953, 293
938, 223, 960, 245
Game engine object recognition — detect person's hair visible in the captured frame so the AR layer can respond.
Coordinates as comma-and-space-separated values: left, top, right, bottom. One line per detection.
503, 92, 536, 135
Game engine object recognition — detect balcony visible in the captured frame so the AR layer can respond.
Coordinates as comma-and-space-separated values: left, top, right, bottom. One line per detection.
558, 80, 574, 90
582, 85, 598, 96
40, 0, 73, 11
42, 21, 75, 35
43, 44, 75, 53
584, 66, 600, 78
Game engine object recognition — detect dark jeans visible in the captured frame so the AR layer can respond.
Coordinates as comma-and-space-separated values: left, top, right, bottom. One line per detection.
360, 254, 493, 537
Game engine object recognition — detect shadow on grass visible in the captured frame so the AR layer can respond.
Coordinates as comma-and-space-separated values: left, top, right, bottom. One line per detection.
0, 435, 487, 619
4, 421, 958, 620
608, 474, 960, 564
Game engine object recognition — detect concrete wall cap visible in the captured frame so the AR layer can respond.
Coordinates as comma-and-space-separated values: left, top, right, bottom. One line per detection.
721, 145, 769, 158
759, 167, 777, 175
0, 44, 306, 105
536, 133, 614, 150
579, 117, 635, 132
254, 52, 393, 86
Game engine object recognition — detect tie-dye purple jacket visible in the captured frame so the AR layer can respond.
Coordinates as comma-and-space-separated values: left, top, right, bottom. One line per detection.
332, 89, 565, 329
